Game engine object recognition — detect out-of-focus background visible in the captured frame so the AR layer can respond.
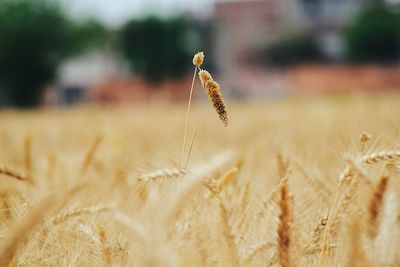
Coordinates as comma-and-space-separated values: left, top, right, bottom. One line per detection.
0, 0, 399, 108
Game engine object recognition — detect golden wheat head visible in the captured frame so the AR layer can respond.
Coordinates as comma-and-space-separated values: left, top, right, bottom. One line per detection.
193, 51, 204, 67
203, 79, 228, 126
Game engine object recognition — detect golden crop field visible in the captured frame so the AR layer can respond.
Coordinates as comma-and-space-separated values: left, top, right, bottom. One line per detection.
0, 95, 400, 266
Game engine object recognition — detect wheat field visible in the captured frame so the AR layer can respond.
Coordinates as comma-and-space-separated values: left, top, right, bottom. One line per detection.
0, 95, 399, 266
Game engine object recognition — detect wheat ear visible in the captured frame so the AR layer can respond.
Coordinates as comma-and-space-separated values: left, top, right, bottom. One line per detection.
305, 215, 328, 254
52, 205, 112, 225
277, 181, 292, 267
198, 69, 228, 126
367, 175, 389, 238
137, 168, 186, 182
361, 150, 400, 165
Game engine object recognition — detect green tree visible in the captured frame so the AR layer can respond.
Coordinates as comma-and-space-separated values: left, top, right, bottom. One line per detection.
119, 16, 194, 83
0, 0, 107, 107
345, 2, 400, 63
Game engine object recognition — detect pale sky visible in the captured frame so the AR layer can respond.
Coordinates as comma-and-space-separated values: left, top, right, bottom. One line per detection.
61, 0, 216, 28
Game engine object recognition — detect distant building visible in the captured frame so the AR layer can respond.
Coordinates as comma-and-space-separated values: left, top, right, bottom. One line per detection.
212, 0, 371, 96
214, 0, 302, 75
214, 0, 368, 75
56, 50, 128, 105
297, 0, 368, 58
213, 0, 303, 96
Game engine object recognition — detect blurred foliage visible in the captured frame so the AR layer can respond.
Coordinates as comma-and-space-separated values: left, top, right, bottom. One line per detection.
0, 0, 107, 107
262, 33, 325, 67
345, 2, 400, 63
119, 16, 194, 84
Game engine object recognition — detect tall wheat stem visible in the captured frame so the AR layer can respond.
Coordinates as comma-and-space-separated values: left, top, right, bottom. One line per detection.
180, 66, 198, 168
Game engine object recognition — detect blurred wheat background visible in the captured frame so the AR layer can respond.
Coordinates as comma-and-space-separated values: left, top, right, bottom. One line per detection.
0, 96, 400, 266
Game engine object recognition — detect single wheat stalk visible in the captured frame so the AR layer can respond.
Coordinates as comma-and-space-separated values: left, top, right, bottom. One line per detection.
180, 52, 203, 168
367, 175, 389, 238
80, 134, 102, 175
184, 129, 198, 169
137, 168, 186, 182
52, 205, 112, 225
277, 181, 292, 267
